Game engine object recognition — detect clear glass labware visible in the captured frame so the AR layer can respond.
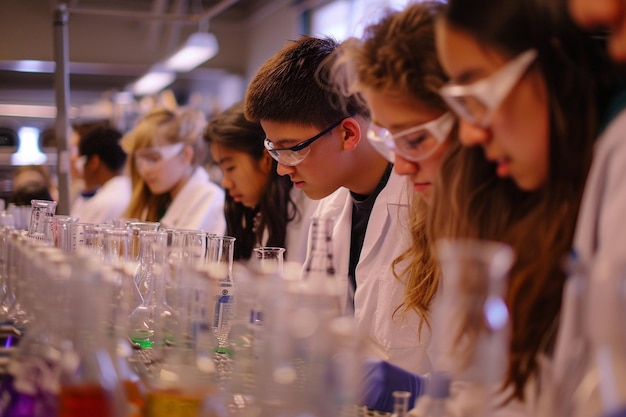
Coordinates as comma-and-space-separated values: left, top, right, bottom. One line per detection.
166, 229, 208, 309
414, 238, 514, 417
45, 215, 79, 251
27, 199, 57, 241
143, 262, 218, 417
391, 391, 412, 417
207, 235, 236, 355
128, 231, 175, 350
101, 228, 146, 416
58, 253, 127, 417
0, 247, 71, 417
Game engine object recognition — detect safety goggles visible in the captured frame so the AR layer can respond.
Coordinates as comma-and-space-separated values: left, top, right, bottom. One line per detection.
263, 117, 346, 167
439, 49, 538, 128
134, 142, 185, 168
367, 112, 455, 163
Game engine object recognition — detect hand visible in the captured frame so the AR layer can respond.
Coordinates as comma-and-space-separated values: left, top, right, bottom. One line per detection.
359, 358, 425, 413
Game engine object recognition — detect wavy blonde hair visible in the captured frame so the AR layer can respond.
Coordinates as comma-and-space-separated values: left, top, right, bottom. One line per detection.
328, 1, 449, 334
122, 107, 208, 222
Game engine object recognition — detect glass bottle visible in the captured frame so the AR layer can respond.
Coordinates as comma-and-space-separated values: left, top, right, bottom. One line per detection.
207, 235, 236, 355
414, 238, 514, 417
27, 199, 57, 241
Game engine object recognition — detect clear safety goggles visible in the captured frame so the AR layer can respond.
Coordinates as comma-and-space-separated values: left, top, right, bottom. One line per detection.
367, 112, 455, 163
439, 49, 538, 128
134, 142, 185, 169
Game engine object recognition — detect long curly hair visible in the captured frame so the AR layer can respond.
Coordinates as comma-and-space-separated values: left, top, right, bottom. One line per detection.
328, 1, 449, 334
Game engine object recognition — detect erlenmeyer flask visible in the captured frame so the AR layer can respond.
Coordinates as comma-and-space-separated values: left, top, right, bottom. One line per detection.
128, 231, 173, 349
27, 199, 57, 241
207, 235, 236, 355
414, 238, 514, 417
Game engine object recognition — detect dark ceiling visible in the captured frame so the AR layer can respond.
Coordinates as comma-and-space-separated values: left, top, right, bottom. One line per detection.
0, 0, 266, 129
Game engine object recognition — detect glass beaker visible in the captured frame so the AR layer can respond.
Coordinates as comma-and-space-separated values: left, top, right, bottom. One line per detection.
252, 247, 285, 275
45, 215, 79, 251
207, 235, 236, 355
28, 199, 57, 241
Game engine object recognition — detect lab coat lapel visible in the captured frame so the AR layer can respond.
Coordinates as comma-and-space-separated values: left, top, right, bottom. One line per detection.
358, 171, 410, 266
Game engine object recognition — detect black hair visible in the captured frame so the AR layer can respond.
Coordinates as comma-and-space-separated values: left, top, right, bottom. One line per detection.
79, 126, 126, 172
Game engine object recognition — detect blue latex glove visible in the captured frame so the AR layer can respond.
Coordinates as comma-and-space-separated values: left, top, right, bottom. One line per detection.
359, 358, 425, 413
602, 409, 626, 417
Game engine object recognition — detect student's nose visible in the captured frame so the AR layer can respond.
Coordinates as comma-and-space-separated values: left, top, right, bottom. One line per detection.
393, 154, 417, 177
221, 175, 232, 190
276, 162, 295, 177
458, 120, 489, 148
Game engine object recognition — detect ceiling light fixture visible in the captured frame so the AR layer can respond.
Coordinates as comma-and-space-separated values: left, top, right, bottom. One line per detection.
130, 66, 176, 96
163, 32, 219, 72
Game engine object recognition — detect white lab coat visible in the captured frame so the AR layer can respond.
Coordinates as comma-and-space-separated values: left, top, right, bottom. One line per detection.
545, 109, 626, 417
306, 170, 431, 374
284, 188, 319, 265
70, 175, 131, 224
160, 166, 226, 234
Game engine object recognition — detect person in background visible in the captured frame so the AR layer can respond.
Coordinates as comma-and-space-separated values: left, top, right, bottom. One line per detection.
69, 120, 110, 205
244, 36, 429, 375
70, 126, 131, 224
10, 165, 56, 204
569, 0, 626, 61
204, 101, 318, 263
328, 2, 454, 412
122, 107, 226, 234
431, 0, 619, 414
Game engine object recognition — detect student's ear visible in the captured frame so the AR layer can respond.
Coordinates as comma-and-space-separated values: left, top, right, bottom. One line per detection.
261, 150, 273, 173
183, 144, 194, 164
89, 155, 101, 171
341, 117, 362, 151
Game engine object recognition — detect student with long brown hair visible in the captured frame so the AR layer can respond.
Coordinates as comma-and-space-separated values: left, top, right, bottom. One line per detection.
431, 0, 619, 413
